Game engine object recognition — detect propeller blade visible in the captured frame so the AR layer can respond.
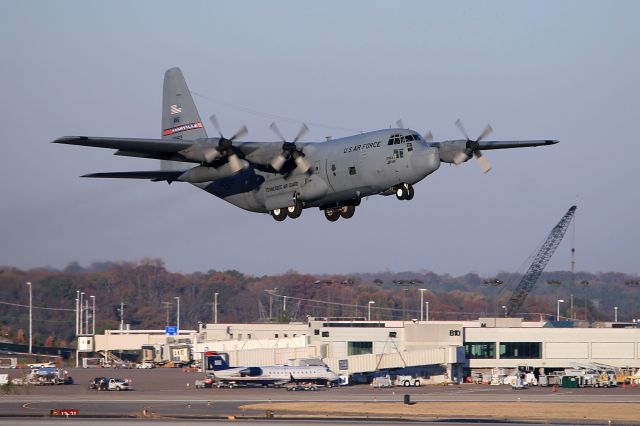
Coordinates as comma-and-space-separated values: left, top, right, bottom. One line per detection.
292, 123, 309, 143
230, 125, 248, 141
475, 152, 492, 173
294, 155, 311, 174
269, 122, 286, 142
454, 119, 470, 141
203, 147, 220, 163
476, 124, 493, 142
424, 131, 433, 142
271, 154, 287, 171
453, 151, 469, 166
227, 153, 244, 173
395, 119, 404, 129
209, 115, 224, 138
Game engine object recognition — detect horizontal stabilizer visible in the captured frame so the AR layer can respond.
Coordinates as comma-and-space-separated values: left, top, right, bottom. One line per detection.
82, 171, 184, 182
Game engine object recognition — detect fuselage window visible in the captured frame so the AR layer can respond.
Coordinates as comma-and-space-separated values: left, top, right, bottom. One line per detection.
407, 142, 413, 152
349, 166, 356, 175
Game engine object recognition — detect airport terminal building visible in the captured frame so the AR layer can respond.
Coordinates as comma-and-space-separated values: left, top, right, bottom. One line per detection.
91, 317, 640, 381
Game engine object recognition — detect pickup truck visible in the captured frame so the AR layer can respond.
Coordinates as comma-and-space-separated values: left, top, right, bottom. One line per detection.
89, 377, 132, 391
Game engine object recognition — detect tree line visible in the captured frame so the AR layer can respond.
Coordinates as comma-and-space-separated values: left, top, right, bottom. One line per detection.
0, 259, 638, 347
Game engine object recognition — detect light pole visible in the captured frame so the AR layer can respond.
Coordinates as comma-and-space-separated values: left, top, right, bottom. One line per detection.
84, 298, 89, 334
26, 282, 32, 354
614, 306, 618, 322
501, 305, 507, 318
175, 296, 180, 334
119, 302, 125, 331
214, 292, 219, 324
90, 295, 96, 335
79, 292, 84, 334
283, 296, 287, 313
426, 301, 429, 321
75, 290, 80, 335
557, 299, 565, 321
419, 289, 426, 322
368, 301, 375, 321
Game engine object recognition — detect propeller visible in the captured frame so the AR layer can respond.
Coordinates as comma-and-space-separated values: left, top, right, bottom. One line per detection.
204, 115, 248, 173
424, 131, 433, 143
452, 119, 493, 173
269, 122, 311, 174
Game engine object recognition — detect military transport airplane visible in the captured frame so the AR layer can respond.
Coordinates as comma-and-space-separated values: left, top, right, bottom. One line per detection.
54, 68, 558, 222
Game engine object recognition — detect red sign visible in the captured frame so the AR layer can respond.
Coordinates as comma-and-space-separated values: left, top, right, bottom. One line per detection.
50, 409, 79, 416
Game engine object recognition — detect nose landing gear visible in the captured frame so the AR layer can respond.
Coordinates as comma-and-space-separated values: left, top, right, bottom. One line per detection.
395, 183, 414, 201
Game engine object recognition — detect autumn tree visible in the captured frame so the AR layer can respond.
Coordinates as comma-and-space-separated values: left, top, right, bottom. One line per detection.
15, 329, 25, 344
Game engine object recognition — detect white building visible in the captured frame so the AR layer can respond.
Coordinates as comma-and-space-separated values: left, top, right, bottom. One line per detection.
90, 317, 640, 380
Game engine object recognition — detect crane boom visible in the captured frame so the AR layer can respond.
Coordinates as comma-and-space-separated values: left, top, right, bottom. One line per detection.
505, 206, 577, 316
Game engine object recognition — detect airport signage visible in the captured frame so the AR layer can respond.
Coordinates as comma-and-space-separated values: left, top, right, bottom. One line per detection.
165, 326, 177, 336
338, 359, 348, 371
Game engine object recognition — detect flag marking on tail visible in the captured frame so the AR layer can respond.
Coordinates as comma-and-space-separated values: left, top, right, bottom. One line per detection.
162, 122, 203, 136
170, 104, 182, 115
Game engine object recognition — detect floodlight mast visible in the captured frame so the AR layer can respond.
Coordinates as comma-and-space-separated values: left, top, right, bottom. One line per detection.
505, 206, 577, 317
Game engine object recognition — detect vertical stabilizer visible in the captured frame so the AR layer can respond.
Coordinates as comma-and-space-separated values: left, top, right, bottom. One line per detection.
161, 67, 207, 170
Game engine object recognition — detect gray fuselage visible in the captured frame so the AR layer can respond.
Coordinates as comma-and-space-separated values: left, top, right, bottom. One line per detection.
198, 128, 440, 213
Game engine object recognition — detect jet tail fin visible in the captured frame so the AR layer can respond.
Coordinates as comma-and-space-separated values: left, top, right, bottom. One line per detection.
161, 67, 207, 171
205, 352, 231, 371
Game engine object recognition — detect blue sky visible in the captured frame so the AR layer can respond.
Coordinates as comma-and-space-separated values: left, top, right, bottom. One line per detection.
1, 0, 638, 276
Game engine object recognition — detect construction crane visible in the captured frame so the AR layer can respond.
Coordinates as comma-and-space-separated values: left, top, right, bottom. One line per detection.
505, 205, 577, 316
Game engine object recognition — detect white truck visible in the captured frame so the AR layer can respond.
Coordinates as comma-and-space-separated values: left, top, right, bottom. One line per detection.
25, 368, 73, 385
108, 378, 132, 391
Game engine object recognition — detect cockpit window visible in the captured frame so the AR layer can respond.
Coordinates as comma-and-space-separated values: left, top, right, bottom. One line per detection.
387, 134, 407, 145
405, 134, 414, 142
412, 133, 421, 140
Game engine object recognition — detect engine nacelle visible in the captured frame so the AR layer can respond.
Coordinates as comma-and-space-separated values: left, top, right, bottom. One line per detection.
438, 140, 469, 164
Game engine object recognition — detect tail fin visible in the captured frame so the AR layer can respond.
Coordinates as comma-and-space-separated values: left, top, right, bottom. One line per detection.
161, 67, 207, 170
205, 352, 230, 371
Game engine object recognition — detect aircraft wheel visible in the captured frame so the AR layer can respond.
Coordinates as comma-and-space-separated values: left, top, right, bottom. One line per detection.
395, 186, 407, 200
271, 208, 287, 221
405, 185, 414, 200
340, 205, 356, 219
324, 209, 340, 222
287, 203, 303, 219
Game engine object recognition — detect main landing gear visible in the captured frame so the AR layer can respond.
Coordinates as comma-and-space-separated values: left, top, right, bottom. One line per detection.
395, 183, 414, 201
270, 202, 303, 222
324, 205, 356, 222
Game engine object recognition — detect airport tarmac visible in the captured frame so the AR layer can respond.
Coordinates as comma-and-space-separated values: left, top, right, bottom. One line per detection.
2, 368, 640, 423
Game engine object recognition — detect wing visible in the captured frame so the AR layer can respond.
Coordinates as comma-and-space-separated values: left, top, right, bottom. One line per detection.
438, 138, 558, 169
478, 139, 558, 150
